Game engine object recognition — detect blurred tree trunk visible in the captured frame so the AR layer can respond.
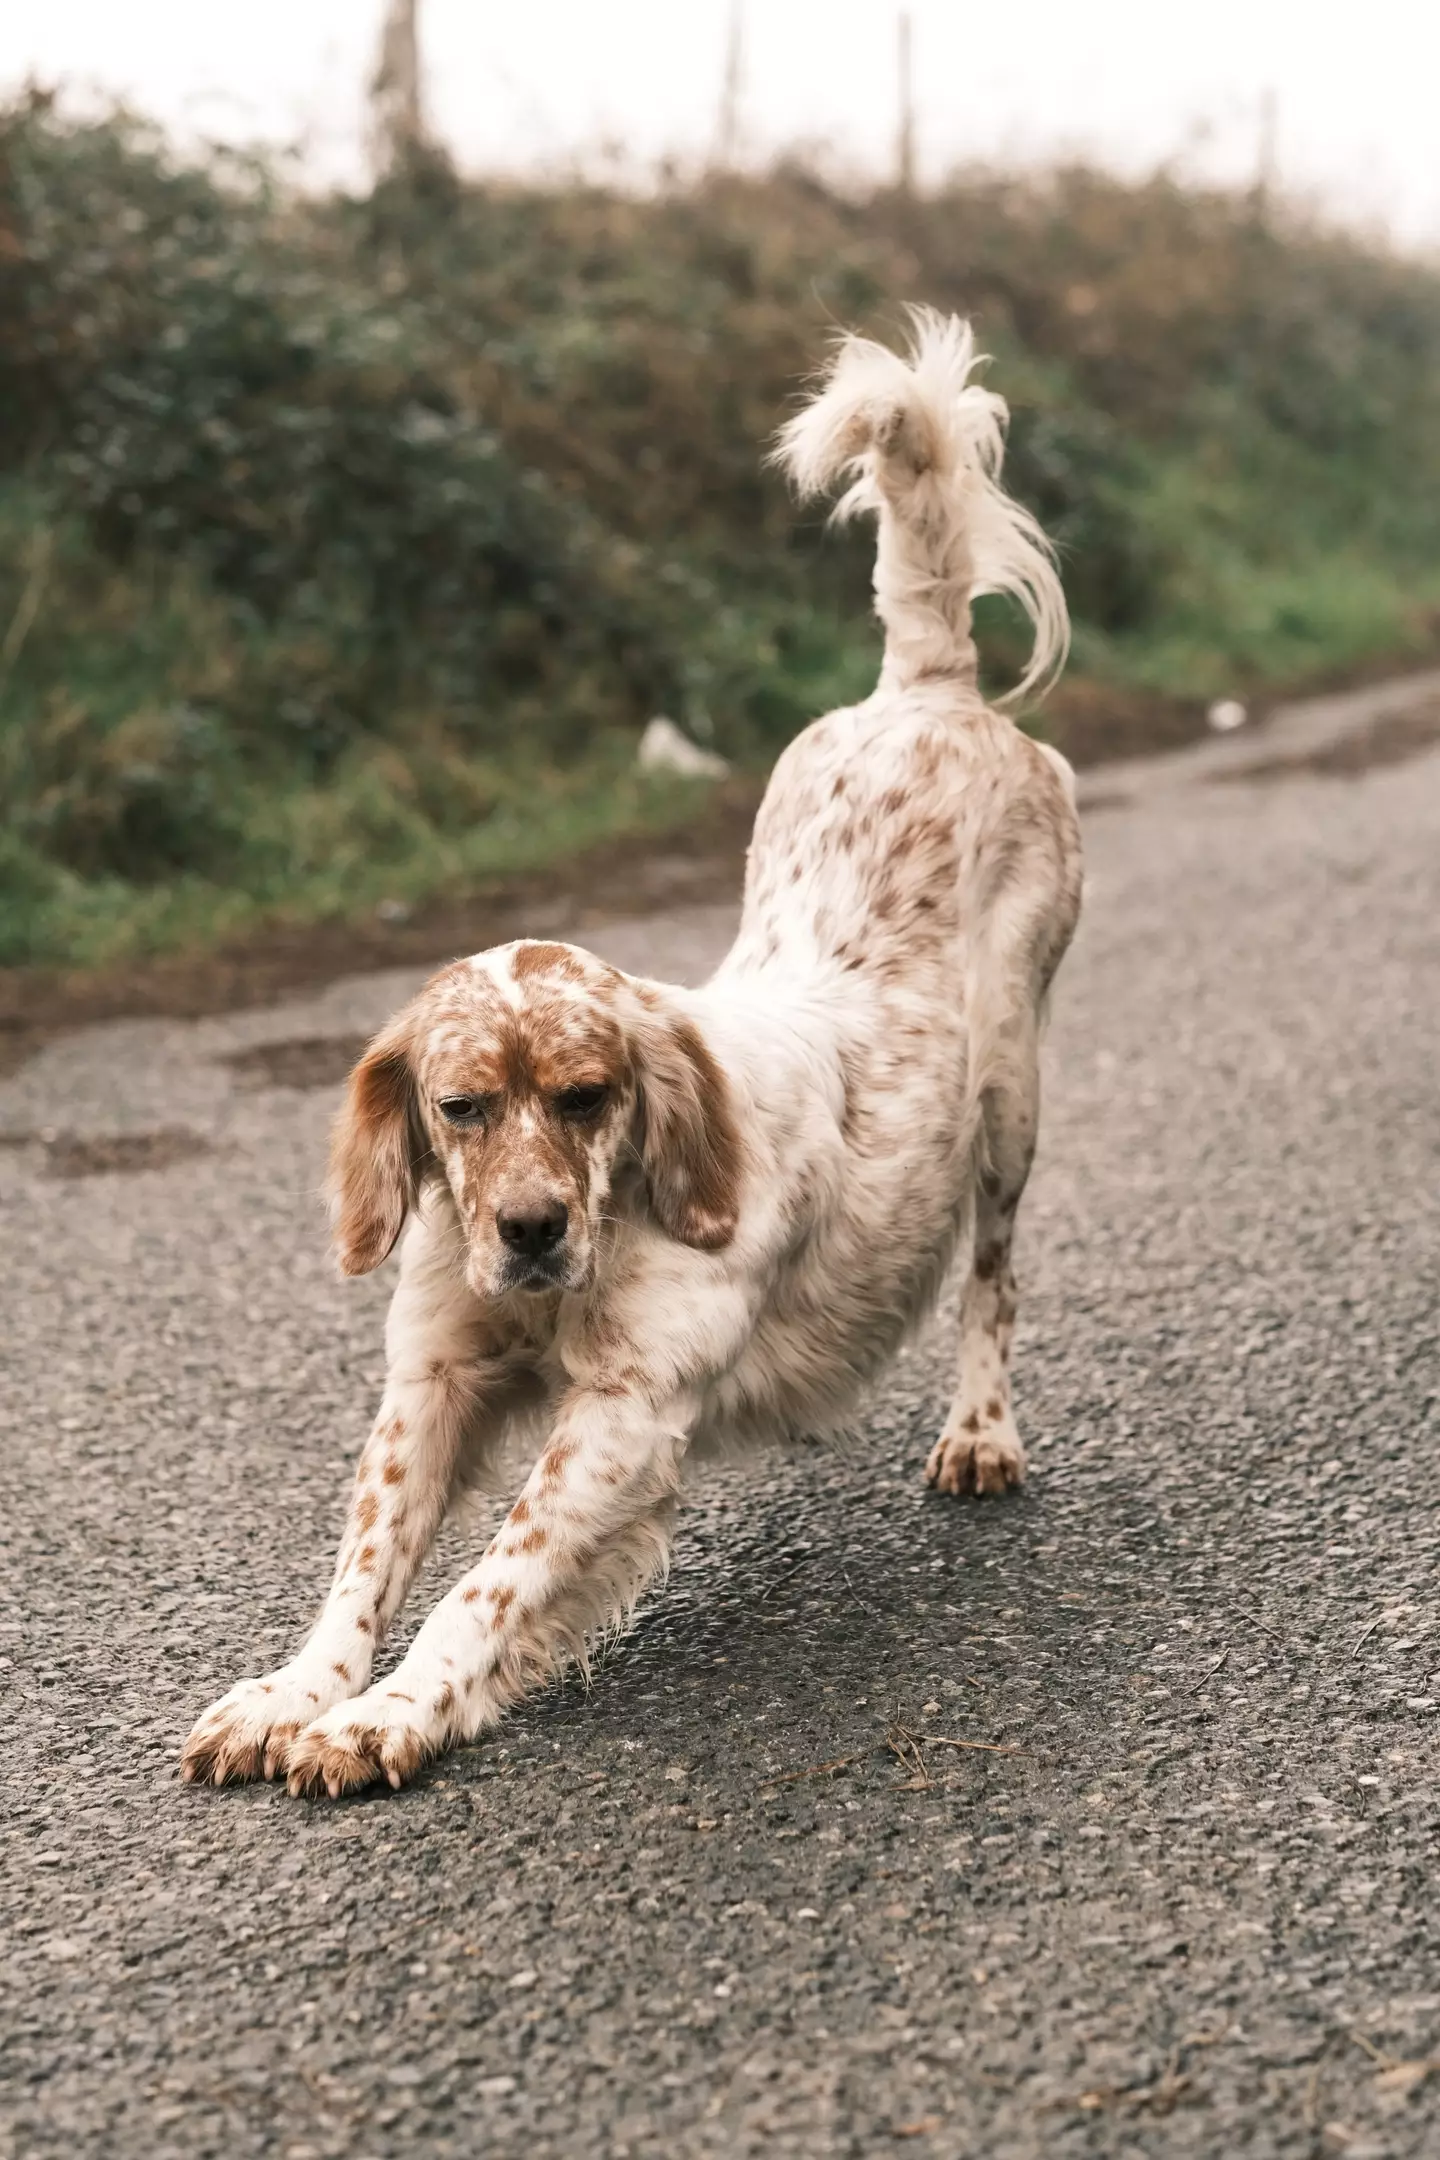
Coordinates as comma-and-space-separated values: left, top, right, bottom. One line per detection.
369, 0, 428, 179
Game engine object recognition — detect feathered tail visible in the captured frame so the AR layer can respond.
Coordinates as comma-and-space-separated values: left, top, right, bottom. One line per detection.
773, 308, 1068, 702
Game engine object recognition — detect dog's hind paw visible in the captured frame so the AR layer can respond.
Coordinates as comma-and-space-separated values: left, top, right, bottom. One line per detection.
925, 1404, 1026, 1497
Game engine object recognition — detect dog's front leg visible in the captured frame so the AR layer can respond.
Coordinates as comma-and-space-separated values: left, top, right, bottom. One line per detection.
182, 1205, 498, 1787
285, 1385, 691, 1798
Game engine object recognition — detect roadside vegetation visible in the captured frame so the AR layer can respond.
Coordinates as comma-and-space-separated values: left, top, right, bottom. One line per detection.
3, 92, 1440, 967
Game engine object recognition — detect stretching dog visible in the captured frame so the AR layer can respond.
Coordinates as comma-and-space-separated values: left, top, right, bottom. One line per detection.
182, 311, 1083, 1798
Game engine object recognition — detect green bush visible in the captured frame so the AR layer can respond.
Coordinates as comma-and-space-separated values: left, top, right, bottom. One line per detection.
2, 94, 1440, 967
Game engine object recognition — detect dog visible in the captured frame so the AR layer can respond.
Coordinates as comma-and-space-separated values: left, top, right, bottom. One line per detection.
181, 311, 1083, 1799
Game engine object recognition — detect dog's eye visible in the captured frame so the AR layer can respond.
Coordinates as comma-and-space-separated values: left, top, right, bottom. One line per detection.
556, 1084, 608, 1120
438, 1095, 488, 1126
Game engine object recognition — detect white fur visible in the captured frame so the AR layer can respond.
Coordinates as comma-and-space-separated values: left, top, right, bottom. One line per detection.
181, 314, 1084, 1800
774, 306, 1069, 702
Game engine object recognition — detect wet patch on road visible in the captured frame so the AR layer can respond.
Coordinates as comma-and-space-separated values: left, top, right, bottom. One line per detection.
0, 1127, 213, 1176
219, 1032, 369, 1092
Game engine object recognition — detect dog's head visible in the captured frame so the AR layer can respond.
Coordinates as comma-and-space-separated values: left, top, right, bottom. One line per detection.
328, 941, 742, 1299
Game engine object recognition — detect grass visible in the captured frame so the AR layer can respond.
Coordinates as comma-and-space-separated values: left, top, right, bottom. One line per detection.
10, 730, 729, 972
3, 99, 1440, 970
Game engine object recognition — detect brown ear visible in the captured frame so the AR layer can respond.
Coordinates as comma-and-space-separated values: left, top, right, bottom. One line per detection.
329, 1016, 427, 1275
634, 1004, 742, 1251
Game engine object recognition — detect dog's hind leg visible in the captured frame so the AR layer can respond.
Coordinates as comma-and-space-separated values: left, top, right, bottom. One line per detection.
925, 1020, 1039, 1498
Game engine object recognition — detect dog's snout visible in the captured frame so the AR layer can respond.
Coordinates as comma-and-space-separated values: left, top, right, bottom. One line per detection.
495, 1200, 569, 1258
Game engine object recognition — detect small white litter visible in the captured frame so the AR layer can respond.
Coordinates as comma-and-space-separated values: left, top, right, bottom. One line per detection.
637, 715, 730, 780
1206, 698, 1248, 733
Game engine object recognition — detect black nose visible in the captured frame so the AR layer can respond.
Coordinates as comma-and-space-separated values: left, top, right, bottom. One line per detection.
496, 1201, 569, 1258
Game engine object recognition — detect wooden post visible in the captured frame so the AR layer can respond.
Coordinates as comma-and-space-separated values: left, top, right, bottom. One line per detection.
896, 10, 916, 197
1255, 87, 1278, 217
716, 1, 744, 171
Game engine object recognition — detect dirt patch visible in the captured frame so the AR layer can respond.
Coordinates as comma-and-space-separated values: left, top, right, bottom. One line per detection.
1042, 679, 1203, 768
0, 1128, 214, 1177
1207, 699, 1440, 786
0, 783, 764, 1079
221, 1034, 370, 1092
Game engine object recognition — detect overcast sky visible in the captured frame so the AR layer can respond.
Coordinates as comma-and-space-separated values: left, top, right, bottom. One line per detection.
4, 0, 1438, 247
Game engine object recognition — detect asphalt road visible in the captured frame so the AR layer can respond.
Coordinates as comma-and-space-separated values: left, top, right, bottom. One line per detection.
3, 682, 1439, 2160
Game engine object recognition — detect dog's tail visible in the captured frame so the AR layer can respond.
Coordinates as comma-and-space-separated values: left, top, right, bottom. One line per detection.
773, 308, 1067, 702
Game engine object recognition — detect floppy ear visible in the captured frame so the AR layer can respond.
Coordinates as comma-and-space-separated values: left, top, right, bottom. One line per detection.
633, 1003, 743, 1251
328, 1014, 428, 1275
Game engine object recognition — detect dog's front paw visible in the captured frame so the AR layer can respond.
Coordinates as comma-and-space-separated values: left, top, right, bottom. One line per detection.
181, 1664, 359, 1787
925, 1403, 1026, 1498
285, 1680, 455, 1800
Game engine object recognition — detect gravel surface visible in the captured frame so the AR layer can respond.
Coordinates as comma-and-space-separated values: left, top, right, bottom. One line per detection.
2, 703, 1438, 2160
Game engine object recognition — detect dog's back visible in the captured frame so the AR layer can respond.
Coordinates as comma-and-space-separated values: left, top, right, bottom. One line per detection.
697, 313, 1083, 1448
